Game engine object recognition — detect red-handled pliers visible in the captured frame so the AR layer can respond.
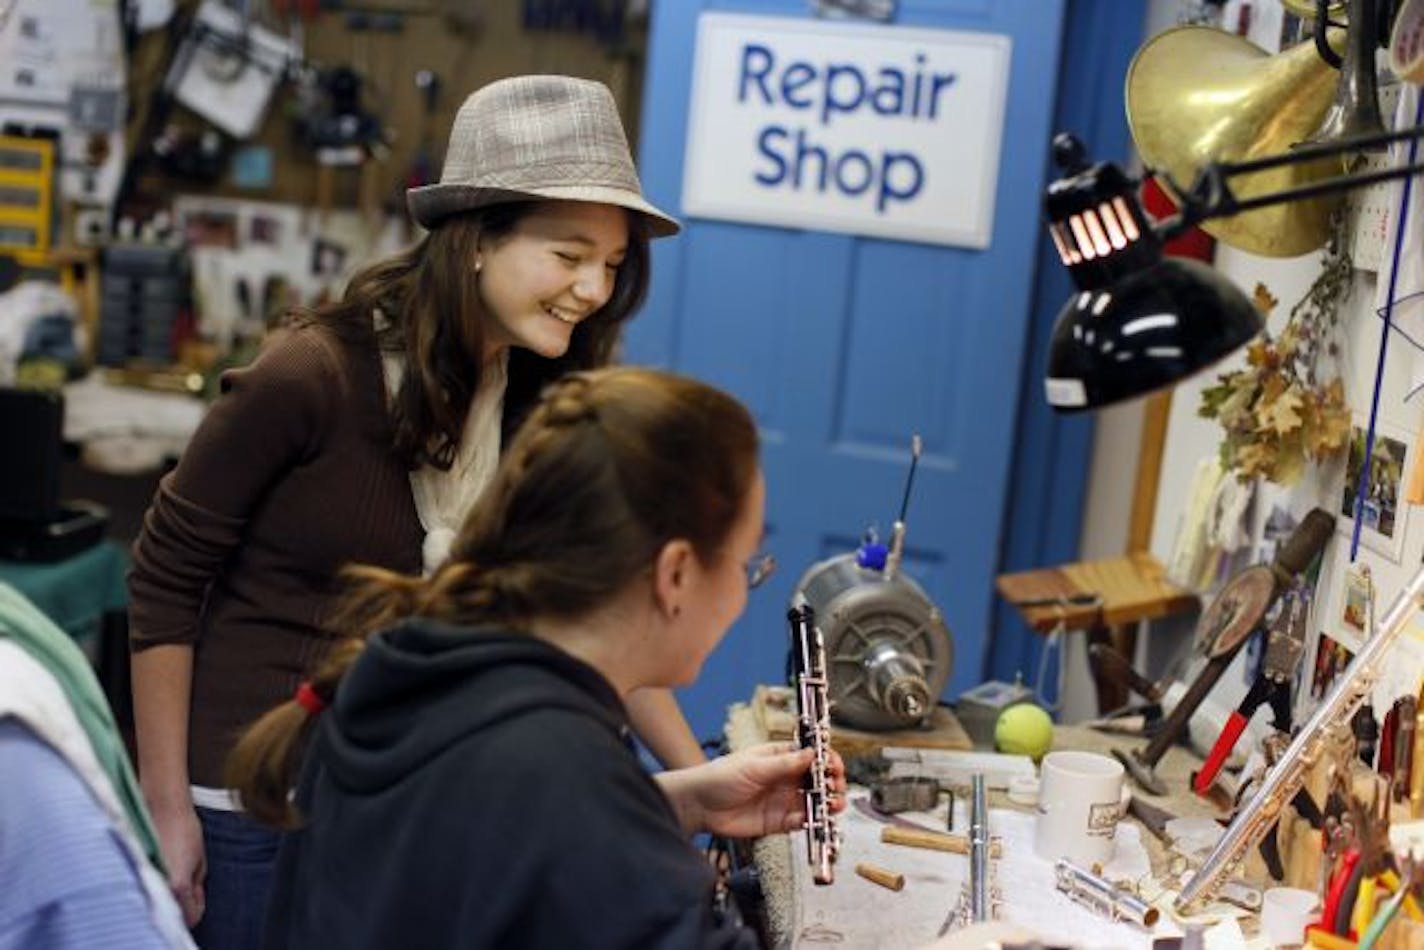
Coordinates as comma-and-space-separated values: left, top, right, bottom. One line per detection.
1194, 671, 1295, 794
1194, 588, 1307, 796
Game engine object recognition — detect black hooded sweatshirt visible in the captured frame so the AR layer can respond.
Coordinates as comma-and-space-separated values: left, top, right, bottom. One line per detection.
262, 620, 758, 949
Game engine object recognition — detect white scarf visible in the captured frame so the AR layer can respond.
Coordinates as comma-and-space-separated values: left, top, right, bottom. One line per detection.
376, 315, 508, 575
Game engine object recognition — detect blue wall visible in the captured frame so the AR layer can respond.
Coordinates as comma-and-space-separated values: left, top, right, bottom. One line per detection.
988, 1, 1147, 689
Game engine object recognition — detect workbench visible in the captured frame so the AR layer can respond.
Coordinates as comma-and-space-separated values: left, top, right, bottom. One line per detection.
725, 703, 1251, 948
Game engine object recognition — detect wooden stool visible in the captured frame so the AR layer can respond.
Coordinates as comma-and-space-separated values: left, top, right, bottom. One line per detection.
995, 552, 1198, 713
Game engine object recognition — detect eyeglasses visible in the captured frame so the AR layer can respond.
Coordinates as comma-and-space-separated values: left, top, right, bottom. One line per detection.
746, 553, 776, 590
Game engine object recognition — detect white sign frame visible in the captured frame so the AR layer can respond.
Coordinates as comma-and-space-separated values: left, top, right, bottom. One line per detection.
681, 12, 1012, 249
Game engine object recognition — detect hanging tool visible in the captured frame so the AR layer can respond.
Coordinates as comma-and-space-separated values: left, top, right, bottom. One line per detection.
1193, 586, 1310, 795
1088, 641, 1167, 736
407, 68, 441, 189
1394, 696, 1417, 804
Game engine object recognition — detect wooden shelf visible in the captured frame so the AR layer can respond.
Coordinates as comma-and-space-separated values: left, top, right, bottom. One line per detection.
995, 551, 1198, 633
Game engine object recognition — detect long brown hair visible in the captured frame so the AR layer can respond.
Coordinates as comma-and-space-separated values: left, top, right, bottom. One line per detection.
296, 202, 652, 469
227, 367, 758, 827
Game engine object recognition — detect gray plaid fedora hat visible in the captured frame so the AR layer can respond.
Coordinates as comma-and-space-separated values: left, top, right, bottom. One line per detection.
407, 75, 680, 237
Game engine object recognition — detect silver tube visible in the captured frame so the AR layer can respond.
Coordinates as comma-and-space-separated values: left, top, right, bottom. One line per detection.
970, 774, 989, 922
1055, 859, 1160, 927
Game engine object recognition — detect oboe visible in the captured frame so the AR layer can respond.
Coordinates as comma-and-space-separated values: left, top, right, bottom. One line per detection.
788, 602, 838, 885
1176, 563, 1424, 911
1054, 859, 1160, 927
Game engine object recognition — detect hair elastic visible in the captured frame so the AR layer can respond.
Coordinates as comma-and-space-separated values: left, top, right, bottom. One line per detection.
294, 681, 326, 716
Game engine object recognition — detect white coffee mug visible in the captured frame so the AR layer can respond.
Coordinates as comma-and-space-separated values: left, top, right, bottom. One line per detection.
1261, 887, 1319, 948
1033, 750, 1129, 866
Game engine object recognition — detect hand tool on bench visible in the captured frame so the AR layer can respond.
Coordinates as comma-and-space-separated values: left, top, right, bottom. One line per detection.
1193, 585, 1309, 795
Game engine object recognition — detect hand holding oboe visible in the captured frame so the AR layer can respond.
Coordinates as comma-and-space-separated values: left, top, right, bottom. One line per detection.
655, 742, 846, 837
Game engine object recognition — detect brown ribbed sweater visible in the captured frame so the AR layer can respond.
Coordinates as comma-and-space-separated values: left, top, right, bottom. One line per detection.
128, 322, 425, 786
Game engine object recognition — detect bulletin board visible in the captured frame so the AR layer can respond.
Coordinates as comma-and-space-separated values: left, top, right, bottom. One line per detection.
121, 0, 647, 214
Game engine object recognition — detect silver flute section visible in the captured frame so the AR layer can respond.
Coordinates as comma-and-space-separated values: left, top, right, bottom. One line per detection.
970, 774, 990, 923
788, 602, 839, 885
941, 772, 998, 936
1054, 859, 1160, 927
1176, 563, 1424, 911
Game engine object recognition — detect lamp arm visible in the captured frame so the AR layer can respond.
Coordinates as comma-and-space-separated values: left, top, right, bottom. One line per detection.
1175, 559, 1424, 911
1314, 0, 1345, 70
1151, 123, 1424, 241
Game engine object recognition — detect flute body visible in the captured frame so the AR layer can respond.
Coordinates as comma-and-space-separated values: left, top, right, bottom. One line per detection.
1176, 565, 1424, 911
1055, 859, 1160, 927
970, 774, 990, 923
789, 603, 839, 885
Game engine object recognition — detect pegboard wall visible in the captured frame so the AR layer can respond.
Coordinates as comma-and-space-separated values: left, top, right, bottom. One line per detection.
122, 0, 647, 215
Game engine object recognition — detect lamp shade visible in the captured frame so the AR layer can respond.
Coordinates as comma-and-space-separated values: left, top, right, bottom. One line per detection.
1043, 257, 1263, 412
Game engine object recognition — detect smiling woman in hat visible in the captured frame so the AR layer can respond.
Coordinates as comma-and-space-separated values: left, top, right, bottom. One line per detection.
125, 75, 690, 948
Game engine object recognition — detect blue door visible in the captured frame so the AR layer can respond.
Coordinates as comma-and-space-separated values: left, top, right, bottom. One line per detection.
629, 0, 1068, 741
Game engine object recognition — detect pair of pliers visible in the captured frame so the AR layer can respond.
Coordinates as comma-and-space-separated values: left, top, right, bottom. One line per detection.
1193, 671, 1295, 794
1194, 588, 1308, 796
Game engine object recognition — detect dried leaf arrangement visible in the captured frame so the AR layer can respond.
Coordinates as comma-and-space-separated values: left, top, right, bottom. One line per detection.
1198, 220, 1353, 485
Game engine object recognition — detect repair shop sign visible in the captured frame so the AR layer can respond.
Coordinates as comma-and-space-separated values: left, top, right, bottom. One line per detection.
681, 12, 1011, 249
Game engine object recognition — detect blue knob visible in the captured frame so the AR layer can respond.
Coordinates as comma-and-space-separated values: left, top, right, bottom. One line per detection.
857, 542, 888, 570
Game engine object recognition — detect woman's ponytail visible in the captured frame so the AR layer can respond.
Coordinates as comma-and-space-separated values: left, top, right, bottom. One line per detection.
224, 638, 363, 829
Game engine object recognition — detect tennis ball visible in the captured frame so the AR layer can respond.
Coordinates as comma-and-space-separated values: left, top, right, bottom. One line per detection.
994, 703, 1053, 762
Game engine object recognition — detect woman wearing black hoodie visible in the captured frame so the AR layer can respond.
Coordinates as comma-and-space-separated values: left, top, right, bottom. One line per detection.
227, 366, 844, 948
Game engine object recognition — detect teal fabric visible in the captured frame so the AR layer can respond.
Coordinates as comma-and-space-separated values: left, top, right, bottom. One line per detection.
0, 580, 164, 873
0, 541, 128, 645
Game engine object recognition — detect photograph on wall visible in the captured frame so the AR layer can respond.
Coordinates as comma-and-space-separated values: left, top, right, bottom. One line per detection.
1341, 563, 1372, 635
1338, 420, 1412, 562
249, 213, 283, 246
182, 209, 239, 249
1310, 631, 1356, 702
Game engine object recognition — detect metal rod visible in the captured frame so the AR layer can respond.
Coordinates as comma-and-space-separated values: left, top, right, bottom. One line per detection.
970, 774, 989, 923
884, 435, 921, 582
1150, 123, 1424, 242
897, 434, 922, 524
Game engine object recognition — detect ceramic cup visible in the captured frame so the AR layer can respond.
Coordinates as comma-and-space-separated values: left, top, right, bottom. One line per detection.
1033, 750, 1129, 866
1261, 887, 1319, 948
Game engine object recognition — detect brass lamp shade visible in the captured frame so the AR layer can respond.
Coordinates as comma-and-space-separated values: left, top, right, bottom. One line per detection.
1126, 26, 1345, 257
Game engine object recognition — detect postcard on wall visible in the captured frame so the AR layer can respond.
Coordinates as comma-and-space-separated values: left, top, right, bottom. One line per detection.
1309, 631, 1357, 704
1338, 419, 1413, 562
1340, 563, 1373, 637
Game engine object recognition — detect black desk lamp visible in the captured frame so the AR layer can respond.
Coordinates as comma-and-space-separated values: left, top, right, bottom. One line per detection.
1041, 125, 1424, 413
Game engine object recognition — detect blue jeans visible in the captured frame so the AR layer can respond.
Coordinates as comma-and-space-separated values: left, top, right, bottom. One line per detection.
191, 807, 281, 950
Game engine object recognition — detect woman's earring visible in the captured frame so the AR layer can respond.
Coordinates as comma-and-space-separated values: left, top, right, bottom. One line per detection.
475, 257, 483, 274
